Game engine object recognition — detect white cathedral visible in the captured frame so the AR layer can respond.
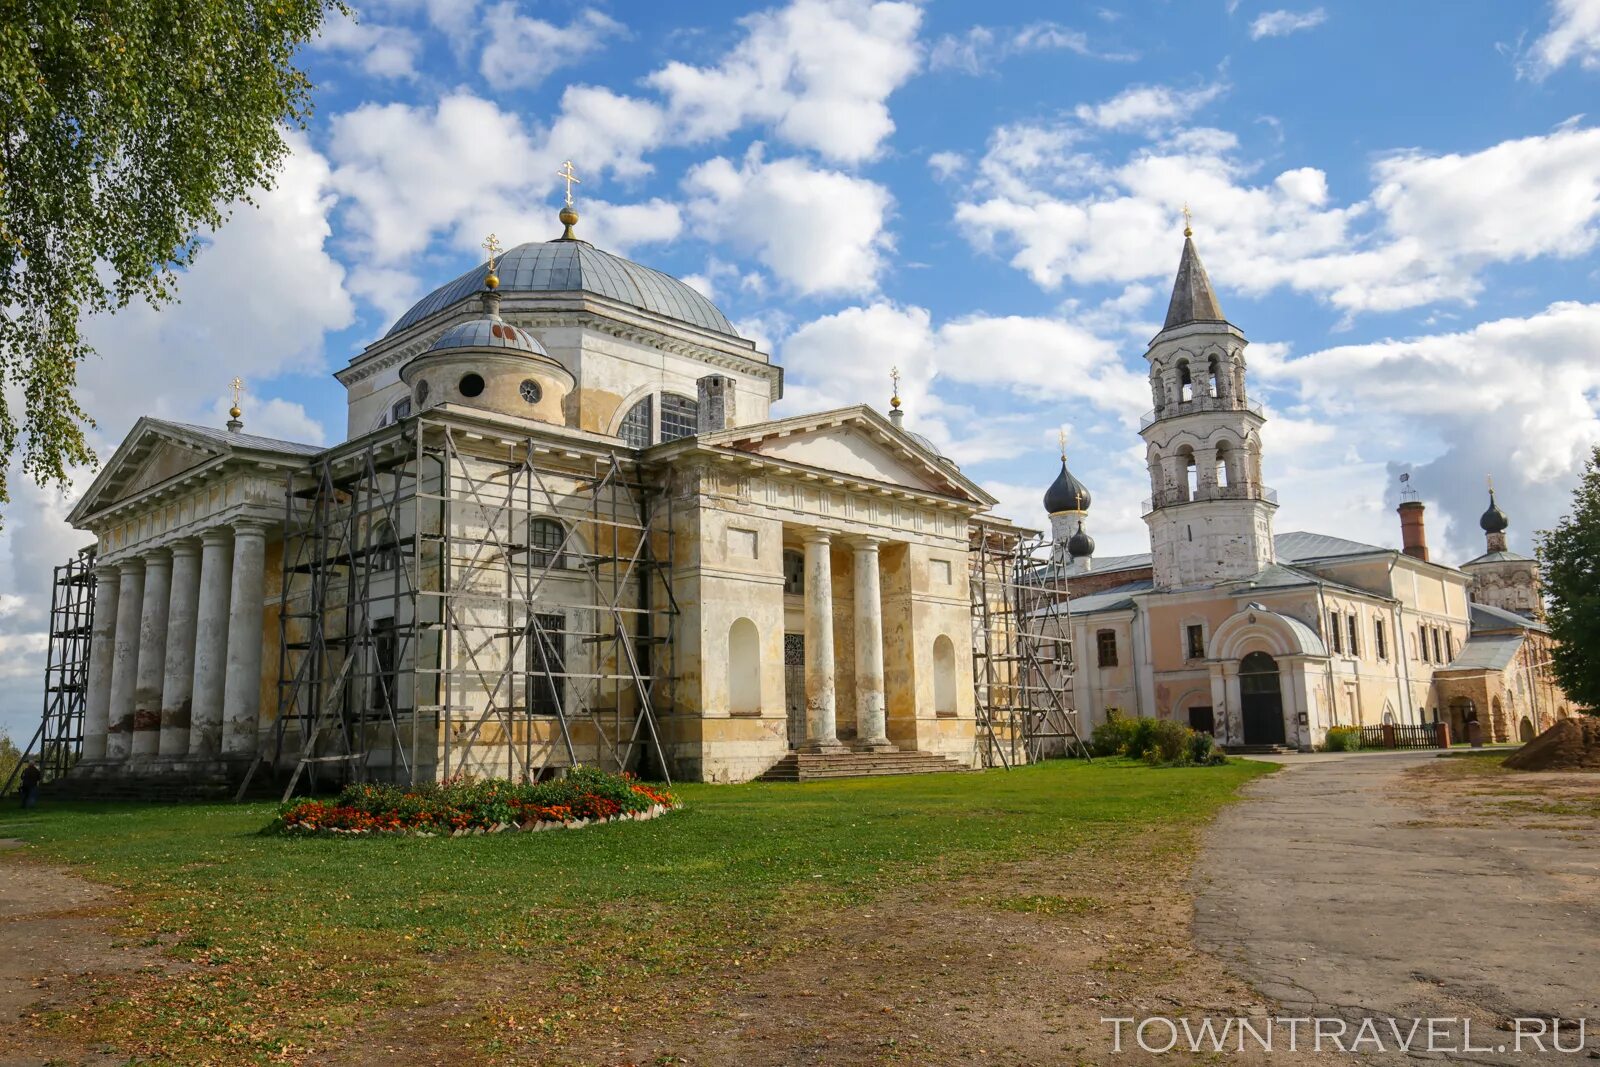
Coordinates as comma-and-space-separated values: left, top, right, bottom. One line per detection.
56, 196, 1003, 791
1042, 226, 1574, 750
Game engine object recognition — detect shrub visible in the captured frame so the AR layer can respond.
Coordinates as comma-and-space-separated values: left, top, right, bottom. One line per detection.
1323, 725, 1362, 752
1188, 730, 1227, 766
1141, 719, 1195, 766
1090, 716, 1139, 757
1125, 717, 1159, 760
266, 767, 680, 836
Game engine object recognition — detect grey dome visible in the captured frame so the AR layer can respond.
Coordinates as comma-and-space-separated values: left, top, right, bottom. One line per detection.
389, 241, 738, 338
1480, 490, 1509, 533
1067, 522, 1096, 560
427, 317, 547, 356
1044, 459, 1091, 514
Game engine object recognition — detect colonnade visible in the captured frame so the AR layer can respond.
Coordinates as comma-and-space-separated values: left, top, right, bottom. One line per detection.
797, 531, 892, 752
82, 520, 269, 764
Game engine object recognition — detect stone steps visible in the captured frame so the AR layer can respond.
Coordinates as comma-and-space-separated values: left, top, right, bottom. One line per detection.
44, 761, 285, 803
1223, 743, 1299, 756
757, 749, 974, 782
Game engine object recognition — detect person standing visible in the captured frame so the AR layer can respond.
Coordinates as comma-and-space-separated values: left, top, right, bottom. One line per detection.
18, 762, 42, 809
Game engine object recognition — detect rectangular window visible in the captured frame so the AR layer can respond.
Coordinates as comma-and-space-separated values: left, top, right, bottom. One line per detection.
1347, 614, 1359, 658
1097, 629, 1118, 668
1432, 627, 1443, 663
1375, 619, 1387, 661
368, 617, 398, 713
1446, 630, 1455, 659
782, 549, 804, 596
1186, 624, 1205, 660
1419, 627, 1428, 662
1329, 612, 1343, 655
526, 612, 565, 717
659, 393, 700, 442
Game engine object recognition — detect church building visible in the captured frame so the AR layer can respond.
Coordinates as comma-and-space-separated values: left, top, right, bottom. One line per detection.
54, 190, 1015, 791
1044, 226, 1576, 750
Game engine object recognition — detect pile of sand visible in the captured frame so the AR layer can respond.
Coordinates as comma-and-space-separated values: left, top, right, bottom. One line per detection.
1504, 715, 1600, 771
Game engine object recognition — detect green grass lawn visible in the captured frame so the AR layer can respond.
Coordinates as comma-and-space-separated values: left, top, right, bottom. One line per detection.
0, 758, 1270, 1063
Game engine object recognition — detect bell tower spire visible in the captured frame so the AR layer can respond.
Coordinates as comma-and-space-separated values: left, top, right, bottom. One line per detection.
1140, 220, 1275, 590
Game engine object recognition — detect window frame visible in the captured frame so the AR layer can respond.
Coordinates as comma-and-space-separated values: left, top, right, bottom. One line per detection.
527, 517, 567, 571
1329, 611, 1343, 655
1374, 618, 1387, 661
1346, 613, 1359, 658
1185, 623, 1205, 661
1096, 629, 1119, 669
618, 395, 654, 448
659, 392, 700, 442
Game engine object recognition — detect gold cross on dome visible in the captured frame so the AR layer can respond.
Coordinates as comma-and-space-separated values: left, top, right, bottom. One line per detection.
482, 233, 503, 272
1058, 428, 1068, 461
230, 377, 243, 408
1182, 202, 1193, 237
556, 160, 582, 206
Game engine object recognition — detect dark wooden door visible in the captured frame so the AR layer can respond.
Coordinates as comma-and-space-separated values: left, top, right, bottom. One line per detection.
1239, 652, 1285, 745
784, 633, 805, 749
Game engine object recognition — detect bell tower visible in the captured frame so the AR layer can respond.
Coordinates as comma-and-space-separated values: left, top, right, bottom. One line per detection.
1141, 221, 1276, 590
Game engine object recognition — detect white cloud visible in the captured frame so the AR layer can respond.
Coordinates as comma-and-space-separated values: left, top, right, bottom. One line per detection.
928, 21, 1136, 74
1522, 0, 1600, 77
953, 117, 1600, 317
314, 13, 423, 79
1267, 301, 1600, 559
1073, 82, 1227, 131
479, 5, 624, 90
1249, 8, 1329, 40
646, 0, 923, 163
684, 148, 894, 295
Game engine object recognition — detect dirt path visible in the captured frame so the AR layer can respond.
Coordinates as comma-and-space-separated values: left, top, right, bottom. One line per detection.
1194, 753, 1600, 1064
0, 839, 171, 1067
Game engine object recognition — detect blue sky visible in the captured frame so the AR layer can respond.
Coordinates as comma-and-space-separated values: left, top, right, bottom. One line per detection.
3, 0, 1600, 739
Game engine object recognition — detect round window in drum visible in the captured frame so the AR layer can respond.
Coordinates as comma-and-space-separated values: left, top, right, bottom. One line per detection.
458, 373, 486, 398
519, 379, 542, 405
414, 379, 430, 406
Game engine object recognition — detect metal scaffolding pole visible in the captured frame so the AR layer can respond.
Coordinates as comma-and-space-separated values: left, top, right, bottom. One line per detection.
967, 521, 1087, 768
251, 414, 675, 800
6, 545, 96, 793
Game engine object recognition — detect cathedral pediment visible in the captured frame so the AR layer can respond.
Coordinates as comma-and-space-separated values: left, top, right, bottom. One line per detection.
695, 406, 995, 506
68, 417, 318, 525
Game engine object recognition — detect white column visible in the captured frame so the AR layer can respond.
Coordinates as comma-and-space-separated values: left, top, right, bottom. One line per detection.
188, 528, 233, 758
852, 537, 891, 750
801, 530, 843, 752
222, 520, 268, 758
82, 564, 120, 761
130, 549, 172, 758
105, 559, 145, 760
159, 540, 202, 758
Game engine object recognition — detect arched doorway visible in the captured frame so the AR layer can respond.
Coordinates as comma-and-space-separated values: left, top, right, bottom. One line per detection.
1447, 698, 1477, 744
1239, 651, 1285, 745
1519, 717, 1536, 742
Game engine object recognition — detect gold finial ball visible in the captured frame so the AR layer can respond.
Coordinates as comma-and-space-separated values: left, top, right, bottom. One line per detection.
229, 405, 243, 420
559, 205, 579, 227
485, 271, 500, 290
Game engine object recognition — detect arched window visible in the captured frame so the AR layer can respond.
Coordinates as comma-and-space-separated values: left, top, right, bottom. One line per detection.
1177, 445, 1198, 500
619, 396, 653, 448
1177, 360, 1194, 402
932, 634, 957, 715
372, 521, 400, 573
1207, 354, 1221, 398
529, 518, 566, 570
1214, 440, 1233, 488
660, 393, 699, 441
728, 618, 761, 714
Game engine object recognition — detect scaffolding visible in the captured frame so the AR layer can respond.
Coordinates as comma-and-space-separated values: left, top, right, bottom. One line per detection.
254, 414, 676, 800
968, 521, 1086, 767
5, 545, 96, 793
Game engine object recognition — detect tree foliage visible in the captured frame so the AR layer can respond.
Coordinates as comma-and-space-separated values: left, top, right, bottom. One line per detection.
1537, 444, 1600, 714
0, 0, 342, 512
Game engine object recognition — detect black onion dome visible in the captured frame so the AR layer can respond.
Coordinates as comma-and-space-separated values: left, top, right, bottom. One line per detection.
1068, 523, 1096, 559
1480, 490, 1509, 533
1043, 459, 1092, 514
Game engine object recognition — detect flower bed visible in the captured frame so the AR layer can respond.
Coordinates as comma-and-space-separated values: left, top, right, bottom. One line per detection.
265, 767, 680, 837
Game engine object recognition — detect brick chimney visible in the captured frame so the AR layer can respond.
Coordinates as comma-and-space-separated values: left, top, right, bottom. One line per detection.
697, 374, 736, 433
1398, 500, 1429, 562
